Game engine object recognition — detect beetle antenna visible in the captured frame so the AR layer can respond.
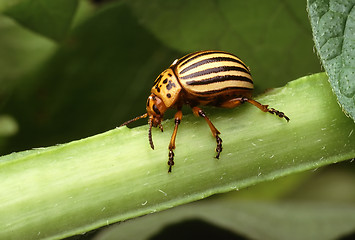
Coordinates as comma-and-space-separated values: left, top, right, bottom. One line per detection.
120, 113, 148, 127
148, 120, 154, 150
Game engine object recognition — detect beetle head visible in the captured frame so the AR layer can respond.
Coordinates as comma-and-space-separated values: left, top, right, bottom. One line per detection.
146, 94, 167, 126
146, 94, 167, 149
119, 93, 167, 150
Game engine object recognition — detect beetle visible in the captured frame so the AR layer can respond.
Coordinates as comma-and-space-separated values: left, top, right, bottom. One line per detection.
120, 50, 289, 172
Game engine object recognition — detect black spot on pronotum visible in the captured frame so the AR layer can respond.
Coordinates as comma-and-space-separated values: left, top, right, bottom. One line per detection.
167, 93, 171, 98
155, 84, 161, 93
166, 80, 176, 90
153, 74, 163, 85
162, 78, 168, 84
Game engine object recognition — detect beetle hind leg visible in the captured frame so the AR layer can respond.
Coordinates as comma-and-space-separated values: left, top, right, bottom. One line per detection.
192, 107, 223, 159
244, 98, 290, 121
220, 97, 289, 121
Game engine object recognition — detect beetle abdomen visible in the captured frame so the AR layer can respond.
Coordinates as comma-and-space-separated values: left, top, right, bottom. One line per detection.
173, 51, 254, 97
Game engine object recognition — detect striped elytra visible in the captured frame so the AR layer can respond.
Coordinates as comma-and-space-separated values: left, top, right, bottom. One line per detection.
175, 51, 253, 97
120, 50, 289, 173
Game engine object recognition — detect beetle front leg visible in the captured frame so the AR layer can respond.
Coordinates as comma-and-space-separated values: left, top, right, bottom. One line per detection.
192, 107, 223, 159
168, 110, 183, 172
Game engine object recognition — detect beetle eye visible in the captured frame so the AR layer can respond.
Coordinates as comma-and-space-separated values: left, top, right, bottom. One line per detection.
153, 104, 161, 115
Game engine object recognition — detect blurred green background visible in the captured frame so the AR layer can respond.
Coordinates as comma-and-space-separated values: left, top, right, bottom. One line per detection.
0, 0, 321, 155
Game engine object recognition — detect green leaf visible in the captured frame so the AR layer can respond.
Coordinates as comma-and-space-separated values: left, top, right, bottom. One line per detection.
3, 0, 79, 41
0, 0, 22, 11
0, 73, 354, 239
307, 0, 355, 121
0, 15, 55, 96
96, 164, 355, 240
93, 201, 355, 240
127, 0, 320, 89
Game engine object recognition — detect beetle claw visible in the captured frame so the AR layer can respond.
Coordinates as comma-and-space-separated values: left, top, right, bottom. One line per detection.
168, 150, 175, 173
269, 108, 290, 122
215, 135, 223, 159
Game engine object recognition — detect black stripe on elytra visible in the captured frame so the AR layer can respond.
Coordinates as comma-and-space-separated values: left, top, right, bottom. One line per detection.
180, 57, 248, 75
185, 75, 253, 85
193, 86, 253, 95
175, 52, 201, 66
178, 51, 224, 68
180, 66, 250, 80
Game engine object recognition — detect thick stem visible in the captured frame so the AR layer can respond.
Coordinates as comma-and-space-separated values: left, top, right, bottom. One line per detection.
0, 73, 354, 239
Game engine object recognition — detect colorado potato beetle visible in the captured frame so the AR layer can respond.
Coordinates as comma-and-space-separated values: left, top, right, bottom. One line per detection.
120, 50, 289, 172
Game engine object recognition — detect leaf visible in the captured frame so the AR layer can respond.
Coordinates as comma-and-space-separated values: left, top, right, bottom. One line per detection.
95, 163, 355, 240
3, 0, 79, 41
0, 0, 22, 11
0, 15, 55, 95
127, 0, 320, 89
0, 73, 354, 239
93, 201, 355, 240
307, 0, 355, 121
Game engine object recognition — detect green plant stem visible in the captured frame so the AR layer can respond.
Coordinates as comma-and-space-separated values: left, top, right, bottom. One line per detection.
0, 73, 354, 239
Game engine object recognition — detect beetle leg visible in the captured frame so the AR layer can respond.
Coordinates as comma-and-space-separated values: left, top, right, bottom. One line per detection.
192, 107, 222, 159
219, 99, 243, 108
220, 97, 289, 121
158, 123, 164, 132
245, 98, 290, 121
168, 110, 183, 172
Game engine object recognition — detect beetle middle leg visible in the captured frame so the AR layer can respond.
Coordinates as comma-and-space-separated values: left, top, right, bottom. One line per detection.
220, 97, 289, 121
192, 107, 222, 159
168, 110, 183, 172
